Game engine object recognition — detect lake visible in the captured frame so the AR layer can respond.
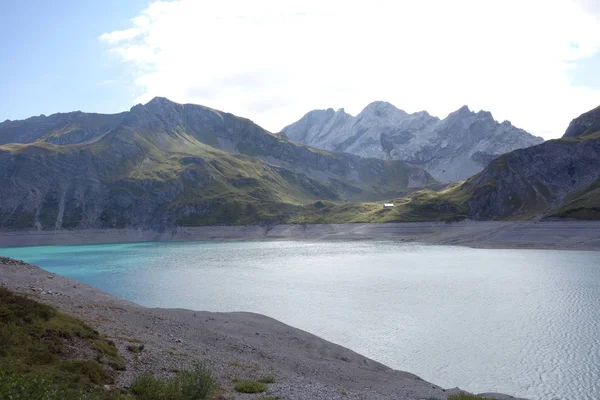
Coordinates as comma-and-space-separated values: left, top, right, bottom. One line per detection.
2, 240, 599, 400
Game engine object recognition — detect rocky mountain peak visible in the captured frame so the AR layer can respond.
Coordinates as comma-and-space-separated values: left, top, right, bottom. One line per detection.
147, 96, 173, 105
283, 101, 544, 182
445, 106, 496, 124
358, 101, 406, 119
144, 97, 183, 114
476, 110, 493, 120
455, 105, 472, 115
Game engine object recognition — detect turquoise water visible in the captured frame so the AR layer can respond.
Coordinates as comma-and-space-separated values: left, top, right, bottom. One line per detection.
2, 241, 600, 400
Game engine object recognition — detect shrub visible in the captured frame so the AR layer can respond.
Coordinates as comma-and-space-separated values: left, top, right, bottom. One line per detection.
93, 340, 126, 371
233, 380, 268, 393
130, 373, 168, 400
258, 376, 276, 384
127, 344, 145, 354
130, 363, 216, 400
178, 364, 217, 400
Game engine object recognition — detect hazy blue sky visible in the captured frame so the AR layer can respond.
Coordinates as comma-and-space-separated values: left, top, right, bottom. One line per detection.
0, 0, 148, 118
1, 0, 600, 139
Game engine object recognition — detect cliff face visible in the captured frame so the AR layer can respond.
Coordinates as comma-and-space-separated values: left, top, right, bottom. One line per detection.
283, 102, 544, 182
0, 98, 435, 230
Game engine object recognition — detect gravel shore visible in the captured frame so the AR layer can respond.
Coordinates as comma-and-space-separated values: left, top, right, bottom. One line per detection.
0, 220, 599, 251
0, 257, 527, 400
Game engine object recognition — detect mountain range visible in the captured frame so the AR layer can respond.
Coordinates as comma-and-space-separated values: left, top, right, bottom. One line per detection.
0, 97, 433, 230
0, 98, 598, 230
363, 105, 600, 222
283, 102, 544, 182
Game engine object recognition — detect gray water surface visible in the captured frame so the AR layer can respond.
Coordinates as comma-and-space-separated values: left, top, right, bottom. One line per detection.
2, 241, 600, 400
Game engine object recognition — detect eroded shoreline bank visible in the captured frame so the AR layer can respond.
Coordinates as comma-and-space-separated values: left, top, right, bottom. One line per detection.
1, 220, 599, 251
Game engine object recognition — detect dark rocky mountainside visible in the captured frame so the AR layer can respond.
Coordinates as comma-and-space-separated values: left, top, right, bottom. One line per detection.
423, 104, 600, 220
563, 105, 600, 138
283, 102, 544, 182
461, 132, 600, 219
0, 98, 434, 230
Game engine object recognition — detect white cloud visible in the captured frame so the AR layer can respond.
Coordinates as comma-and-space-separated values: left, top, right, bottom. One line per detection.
99, 28, 144, 45
100, 0, 600, 138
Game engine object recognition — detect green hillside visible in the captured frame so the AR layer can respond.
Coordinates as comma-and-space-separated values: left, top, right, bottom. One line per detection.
0, 98, 435, 229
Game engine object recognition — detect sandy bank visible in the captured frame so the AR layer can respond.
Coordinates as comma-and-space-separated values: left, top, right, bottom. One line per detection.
0, 257, 526, 400
1, 220, 599, 250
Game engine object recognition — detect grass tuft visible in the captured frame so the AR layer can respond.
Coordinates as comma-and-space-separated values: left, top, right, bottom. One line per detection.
233, 380, 268, 393
130, 363, 216, 400
258, 376, 276, 384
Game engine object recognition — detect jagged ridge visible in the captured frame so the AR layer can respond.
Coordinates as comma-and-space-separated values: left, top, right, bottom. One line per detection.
283, 102, 544, 182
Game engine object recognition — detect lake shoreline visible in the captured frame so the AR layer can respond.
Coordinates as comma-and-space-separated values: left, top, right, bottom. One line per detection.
1, 220, 599, 251
0, 256, 526, 400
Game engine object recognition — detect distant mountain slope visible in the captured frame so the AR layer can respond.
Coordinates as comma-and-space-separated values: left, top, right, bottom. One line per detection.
460, 131, 600, 219
404, 106, 600, 221
283, 102, 544, 182
0, 98, 434, 230
0, 111, 126, 145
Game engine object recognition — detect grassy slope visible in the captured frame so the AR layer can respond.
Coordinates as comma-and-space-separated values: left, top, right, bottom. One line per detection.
0, 281, 229, 400
0, 285, 126, 399
288, 183, 471, 224
0, 113, 437, 228
546, 178, 600, 219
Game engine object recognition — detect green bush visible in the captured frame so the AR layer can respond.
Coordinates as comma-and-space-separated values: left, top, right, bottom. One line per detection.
258, 376, 276, 384
59, 360, 112, 385
94, 339, 126, 371
127, 345, 145, 354
131, 373, 168, 400
131, 363, 216, 400
233, 380, 268, 393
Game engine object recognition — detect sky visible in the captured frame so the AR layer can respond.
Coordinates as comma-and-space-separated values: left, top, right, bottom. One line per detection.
1, 0, 600, 139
